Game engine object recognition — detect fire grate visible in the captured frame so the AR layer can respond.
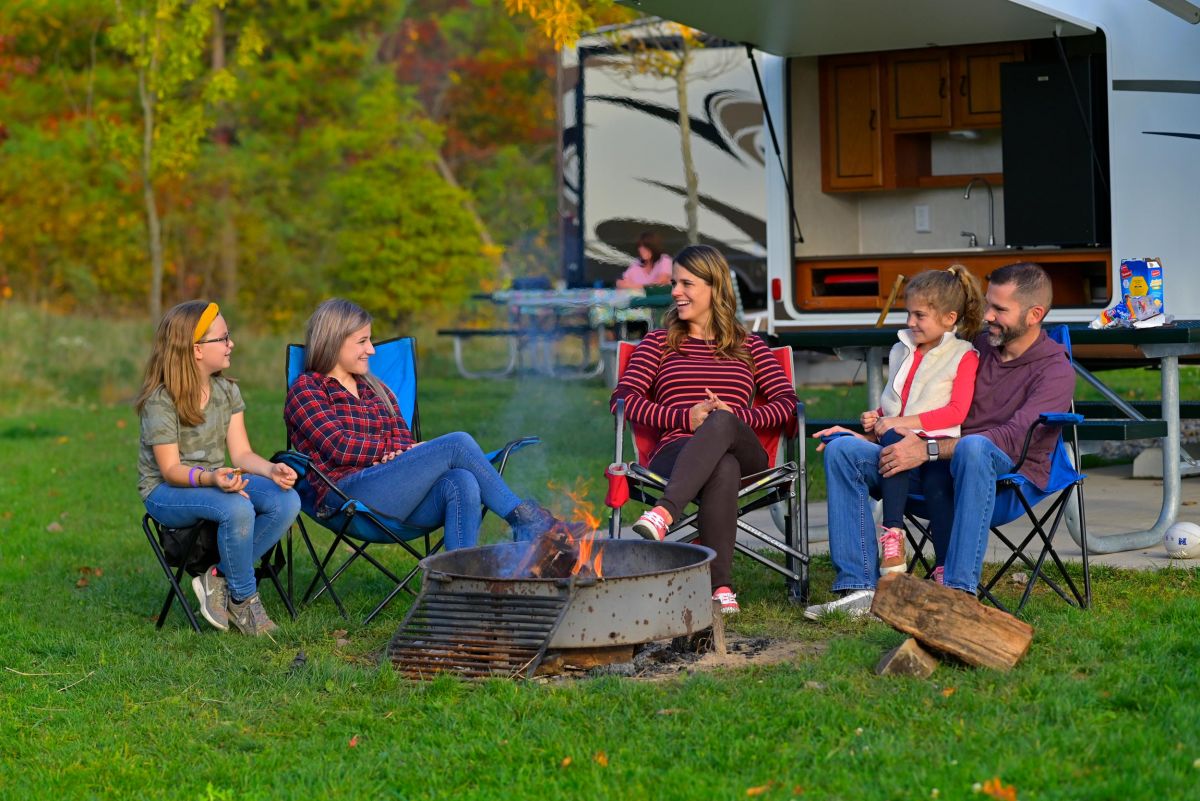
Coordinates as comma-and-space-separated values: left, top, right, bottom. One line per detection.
387, 585, 574, 680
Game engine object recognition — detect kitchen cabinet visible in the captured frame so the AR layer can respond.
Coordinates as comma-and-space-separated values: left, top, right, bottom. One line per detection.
819, 53, 889, 191
887, 49, 952, 131
953, 43, 1026, 127
820, 42, 1025, 193
884, 42, 1026, 133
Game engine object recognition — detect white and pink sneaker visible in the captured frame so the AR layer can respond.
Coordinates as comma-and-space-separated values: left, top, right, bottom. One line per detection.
632, 507, 670, 541
712, 586, 740, 615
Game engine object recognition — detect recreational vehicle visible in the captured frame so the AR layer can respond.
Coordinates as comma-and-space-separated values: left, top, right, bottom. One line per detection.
612, 0, 1200, 333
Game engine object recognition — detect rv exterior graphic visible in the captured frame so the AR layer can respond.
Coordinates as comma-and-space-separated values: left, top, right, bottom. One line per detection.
560, 25, 769, 307
612, 0, 1200, 333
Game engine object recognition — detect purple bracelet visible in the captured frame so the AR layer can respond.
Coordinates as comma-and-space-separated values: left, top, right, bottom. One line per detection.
188, 466, 202, 487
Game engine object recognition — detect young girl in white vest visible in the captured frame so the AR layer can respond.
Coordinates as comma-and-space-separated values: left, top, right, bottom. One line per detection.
861, 265, 984, 582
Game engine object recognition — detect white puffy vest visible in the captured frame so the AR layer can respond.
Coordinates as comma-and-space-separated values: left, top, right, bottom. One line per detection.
880, 330, 976, 437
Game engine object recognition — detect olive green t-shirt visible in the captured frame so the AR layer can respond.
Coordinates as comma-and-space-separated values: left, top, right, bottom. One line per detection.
137, 377, 245, 500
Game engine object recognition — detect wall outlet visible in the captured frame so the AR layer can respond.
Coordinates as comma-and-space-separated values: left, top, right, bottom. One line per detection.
914, 204, 932, 233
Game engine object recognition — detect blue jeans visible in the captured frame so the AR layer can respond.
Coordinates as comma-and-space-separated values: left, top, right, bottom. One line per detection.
824, 434, 1013, 594
145, 475, 301, 601
336, 432, 523, 550
878, 429, 954, 565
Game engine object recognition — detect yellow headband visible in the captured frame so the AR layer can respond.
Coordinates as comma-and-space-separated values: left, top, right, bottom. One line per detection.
193, 303, 220, 342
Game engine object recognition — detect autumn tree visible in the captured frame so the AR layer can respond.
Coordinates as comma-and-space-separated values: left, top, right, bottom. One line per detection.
108, 0, 255, 319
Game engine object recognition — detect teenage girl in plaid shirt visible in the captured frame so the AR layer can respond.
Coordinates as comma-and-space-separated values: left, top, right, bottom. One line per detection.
284, 298, 571, 549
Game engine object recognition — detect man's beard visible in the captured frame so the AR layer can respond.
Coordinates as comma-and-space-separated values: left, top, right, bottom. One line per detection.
986, 317, 1028, 347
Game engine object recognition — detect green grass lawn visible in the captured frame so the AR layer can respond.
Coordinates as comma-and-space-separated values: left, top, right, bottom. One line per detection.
2, 305, 1200, 800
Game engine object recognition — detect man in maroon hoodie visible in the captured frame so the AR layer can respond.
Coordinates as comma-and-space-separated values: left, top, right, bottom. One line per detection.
805, 262, 1074, 618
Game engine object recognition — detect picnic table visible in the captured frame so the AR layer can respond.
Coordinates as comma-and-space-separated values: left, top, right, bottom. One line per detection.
773, 320, 1200, 554
439, 288, 672, 380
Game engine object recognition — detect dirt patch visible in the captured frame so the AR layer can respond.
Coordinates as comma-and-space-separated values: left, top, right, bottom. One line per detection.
536, 634, 827, 682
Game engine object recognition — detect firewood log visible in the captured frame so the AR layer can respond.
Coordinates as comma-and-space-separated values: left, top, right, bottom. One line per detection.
871, 573, 1034, 671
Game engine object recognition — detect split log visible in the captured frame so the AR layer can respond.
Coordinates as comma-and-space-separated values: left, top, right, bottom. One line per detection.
515, 525, 581, 579
871, 573, 1034, 671
537, 645, 635, 675
875, 637, 938, 678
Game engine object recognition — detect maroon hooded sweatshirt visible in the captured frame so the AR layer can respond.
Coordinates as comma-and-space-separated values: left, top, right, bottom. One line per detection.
962, 329, 1074, 489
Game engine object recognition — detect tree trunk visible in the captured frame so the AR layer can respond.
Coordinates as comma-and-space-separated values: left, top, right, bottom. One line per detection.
432, 149, 509, 282
138, 18, 163, 321
675, 43, 699, 245
211, 6, 238, 308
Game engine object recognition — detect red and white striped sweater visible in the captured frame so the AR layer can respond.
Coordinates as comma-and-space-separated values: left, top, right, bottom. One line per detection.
610, 329, 798, 460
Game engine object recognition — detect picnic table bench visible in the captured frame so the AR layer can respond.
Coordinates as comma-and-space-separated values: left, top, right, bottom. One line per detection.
438, 288, 672, 380
774, 321, 1200, 554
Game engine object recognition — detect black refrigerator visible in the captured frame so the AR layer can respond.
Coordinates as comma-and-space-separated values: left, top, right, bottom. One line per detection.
1000, 57, 1110, 248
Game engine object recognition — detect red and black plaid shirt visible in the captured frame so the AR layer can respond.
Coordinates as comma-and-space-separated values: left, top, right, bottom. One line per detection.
284, 372, 415, 510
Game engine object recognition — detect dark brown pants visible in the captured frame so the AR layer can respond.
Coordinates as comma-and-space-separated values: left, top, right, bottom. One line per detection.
648, 411, 768, 589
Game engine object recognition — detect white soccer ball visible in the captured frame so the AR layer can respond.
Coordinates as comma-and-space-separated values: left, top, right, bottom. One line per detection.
1163, 521, 1200, 559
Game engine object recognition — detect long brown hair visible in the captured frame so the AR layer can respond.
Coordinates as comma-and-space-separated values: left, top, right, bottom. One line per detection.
905, 264, 985, 340
663, 245, 752, 368
302, 298, 395, 416
135, 300, 221, 426
637, 231, 666, 265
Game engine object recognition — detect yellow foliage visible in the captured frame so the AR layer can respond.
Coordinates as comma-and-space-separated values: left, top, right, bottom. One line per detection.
504, 0, 592, 49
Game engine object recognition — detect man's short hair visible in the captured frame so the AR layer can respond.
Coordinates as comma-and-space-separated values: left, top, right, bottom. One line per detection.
989, 262, 1052, 311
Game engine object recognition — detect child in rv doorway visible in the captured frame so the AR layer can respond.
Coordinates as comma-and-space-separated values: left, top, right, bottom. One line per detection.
136, 301, 301, 635
862, 265, 985, 581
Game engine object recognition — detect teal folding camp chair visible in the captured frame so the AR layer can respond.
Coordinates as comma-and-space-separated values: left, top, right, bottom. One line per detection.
277, 337, 540, 624
904, 324, 1089, 614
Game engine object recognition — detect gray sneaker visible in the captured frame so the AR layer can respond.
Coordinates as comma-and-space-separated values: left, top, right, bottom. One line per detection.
191, 567, 229, 631
803, 589, 876, 621
227, 593, 278, 636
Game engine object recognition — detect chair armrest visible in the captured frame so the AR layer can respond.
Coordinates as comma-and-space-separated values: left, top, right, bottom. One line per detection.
1011, 412, 1084, 472
486, 436, 541, 474
271, 450, 309, 476
270, 449, 352, 507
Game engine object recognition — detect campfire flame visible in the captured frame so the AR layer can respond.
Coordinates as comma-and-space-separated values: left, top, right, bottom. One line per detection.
558, 483, 605, 579
516, 481, 607, 580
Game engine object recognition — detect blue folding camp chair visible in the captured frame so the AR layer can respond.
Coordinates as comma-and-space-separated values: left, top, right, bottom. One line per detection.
276, 337, 540, 624
904, 324, 1089, 614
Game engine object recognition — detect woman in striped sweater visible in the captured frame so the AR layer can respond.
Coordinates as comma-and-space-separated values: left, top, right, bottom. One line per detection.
610, 245, 798, 614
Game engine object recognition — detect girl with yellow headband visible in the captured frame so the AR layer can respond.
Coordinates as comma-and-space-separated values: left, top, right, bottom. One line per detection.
136, 300, 301, 635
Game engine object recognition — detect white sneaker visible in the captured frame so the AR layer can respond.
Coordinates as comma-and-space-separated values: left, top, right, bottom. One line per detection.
803, 589, 875, 621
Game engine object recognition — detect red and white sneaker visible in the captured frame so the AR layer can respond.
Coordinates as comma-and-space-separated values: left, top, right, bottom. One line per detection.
632, 507, 670, 541
712, 586, 740, 615
879, 526, 906, 575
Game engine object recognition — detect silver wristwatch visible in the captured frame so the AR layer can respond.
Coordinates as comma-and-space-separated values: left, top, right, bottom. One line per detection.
926, 439, 940, 462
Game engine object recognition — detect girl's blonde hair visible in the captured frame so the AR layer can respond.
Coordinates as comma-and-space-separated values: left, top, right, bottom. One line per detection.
135, 300, 222, 426
905, 264, 985, 340
663, 244, 752, 368
302, 298, 395, 416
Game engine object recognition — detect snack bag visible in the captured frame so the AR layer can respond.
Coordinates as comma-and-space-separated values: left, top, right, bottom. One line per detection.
1090, 257, 1166, 329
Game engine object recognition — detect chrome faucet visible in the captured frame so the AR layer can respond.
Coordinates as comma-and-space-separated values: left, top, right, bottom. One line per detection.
964, 176, 995, 247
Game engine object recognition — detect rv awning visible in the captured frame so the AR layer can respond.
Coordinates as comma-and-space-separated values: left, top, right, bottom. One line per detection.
617, 0, 1095, 56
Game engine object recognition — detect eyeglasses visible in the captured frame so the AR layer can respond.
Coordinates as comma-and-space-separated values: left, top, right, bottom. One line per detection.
196, 333, 232, 345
